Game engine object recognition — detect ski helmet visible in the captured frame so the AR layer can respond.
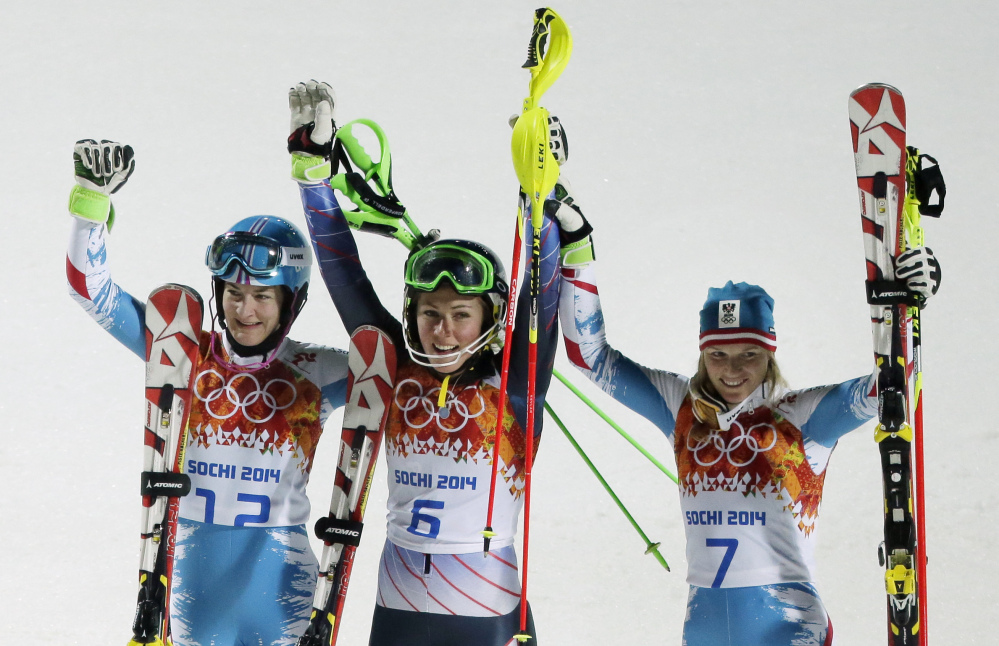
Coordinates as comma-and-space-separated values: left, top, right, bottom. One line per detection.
205, 215, 312, 331
402, 238, 509, 369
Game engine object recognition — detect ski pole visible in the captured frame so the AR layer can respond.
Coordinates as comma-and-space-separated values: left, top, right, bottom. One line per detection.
481, 210, 525, 555
552, 368, 678, 483
511, 9, 572, 643
482, 6, 572, 557
903, 151, 928, 646
545, 403, 670, 571
903, 146, 944, 646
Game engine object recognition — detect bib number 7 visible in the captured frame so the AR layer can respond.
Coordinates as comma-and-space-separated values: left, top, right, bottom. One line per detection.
706, 538, 739, 588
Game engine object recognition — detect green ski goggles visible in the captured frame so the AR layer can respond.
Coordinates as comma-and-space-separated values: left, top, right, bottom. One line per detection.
404, 244, 495, 294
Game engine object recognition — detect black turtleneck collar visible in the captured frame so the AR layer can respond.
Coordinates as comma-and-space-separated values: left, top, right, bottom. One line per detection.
225, 327, 284, 359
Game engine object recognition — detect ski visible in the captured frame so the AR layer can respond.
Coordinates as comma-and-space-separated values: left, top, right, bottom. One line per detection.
299, 325, 397, 646
130, 284, 204, 646
849, 83, 929, 646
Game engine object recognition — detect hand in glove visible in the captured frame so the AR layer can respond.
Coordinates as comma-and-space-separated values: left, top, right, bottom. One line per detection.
288, 80, 336, 182
896, 246, 941, 301
68, 139, 135, 229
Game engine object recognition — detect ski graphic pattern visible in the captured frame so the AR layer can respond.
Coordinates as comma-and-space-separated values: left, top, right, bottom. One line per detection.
300, 325, 397, 646
131, 284, 204, 646
849, 83, 922, 646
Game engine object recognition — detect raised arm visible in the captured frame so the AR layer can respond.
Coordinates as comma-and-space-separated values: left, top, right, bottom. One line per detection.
65, 139, 145, 359
553, 178, 688, 440
501, 187, 562, 436
287, 81, 400, 342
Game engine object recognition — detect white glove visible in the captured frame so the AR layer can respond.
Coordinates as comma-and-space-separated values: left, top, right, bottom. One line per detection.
289, 80, 336, 147
896, 246, 941, 299
73, 139, 134, 194
68, 139, 134, 228
546, 176, 585, 233
288, 80, 336, 182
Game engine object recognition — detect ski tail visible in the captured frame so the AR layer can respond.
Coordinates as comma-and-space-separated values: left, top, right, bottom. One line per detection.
299, 325, 397, 646
131, 284, 204, 646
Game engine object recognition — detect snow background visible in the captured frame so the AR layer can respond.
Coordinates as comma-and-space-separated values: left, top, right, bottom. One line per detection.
2, 1, 996, 643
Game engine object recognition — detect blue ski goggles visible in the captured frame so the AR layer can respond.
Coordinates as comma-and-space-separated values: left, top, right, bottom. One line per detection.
206, 232, 307, 277
404, 244, 495, 294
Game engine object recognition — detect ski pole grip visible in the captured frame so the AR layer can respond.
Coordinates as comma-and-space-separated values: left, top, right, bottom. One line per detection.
314, 517, 364, 547
140, 471, 192, 498
343, 172, 407, 217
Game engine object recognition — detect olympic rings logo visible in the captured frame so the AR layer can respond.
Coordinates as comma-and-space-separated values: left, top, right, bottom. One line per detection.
394, 378, 485, 432
194, 369, 297, 424
687, 421, 778, 468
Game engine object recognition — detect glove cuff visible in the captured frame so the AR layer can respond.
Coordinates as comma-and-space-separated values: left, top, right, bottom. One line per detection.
68, 185, 112, 225
291, 153, 331, 183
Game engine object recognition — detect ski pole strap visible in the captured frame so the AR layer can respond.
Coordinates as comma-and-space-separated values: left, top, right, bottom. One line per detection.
140, 471, 192, 498
908, 147, 946, 217
866, 280, 922, 307
338, 171, 406, 217
314, 517, 364, 547
324, 118, 433, 251
521, 8, 573, 111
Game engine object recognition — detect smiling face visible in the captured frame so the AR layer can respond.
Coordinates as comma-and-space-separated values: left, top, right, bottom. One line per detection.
702, 343, 770, 405
414, 285, 488, 374
221, 282, 285, 348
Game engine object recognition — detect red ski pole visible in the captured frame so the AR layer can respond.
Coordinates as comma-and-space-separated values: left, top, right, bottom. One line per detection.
481, 7, 572, 561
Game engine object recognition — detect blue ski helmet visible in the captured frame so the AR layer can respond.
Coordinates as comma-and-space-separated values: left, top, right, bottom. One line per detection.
698, 281, 776, 352
205, 215, 312, 329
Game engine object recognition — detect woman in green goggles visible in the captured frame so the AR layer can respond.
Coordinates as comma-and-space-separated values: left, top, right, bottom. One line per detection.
291, 81, 580, 646
402, 240, 507, 371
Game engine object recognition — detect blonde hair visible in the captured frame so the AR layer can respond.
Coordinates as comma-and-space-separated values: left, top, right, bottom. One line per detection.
687, 349, 789, 442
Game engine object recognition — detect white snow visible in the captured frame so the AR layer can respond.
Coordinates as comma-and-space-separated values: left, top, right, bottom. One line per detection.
2, 1, 996, 643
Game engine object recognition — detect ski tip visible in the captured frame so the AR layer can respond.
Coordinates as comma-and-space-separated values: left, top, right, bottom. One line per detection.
851, 82, 902, 97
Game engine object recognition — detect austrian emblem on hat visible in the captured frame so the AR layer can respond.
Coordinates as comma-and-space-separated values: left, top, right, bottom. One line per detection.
719, 300, 740, 328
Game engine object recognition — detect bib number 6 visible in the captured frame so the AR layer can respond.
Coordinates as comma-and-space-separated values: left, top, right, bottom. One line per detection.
406, 499, 444, 538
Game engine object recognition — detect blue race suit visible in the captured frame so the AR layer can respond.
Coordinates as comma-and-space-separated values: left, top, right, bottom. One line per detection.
67, 218, 349, 646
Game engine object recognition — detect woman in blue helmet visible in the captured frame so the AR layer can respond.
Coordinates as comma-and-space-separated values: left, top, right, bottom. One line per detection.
287, 81, 571, 646
65, 139, 351, 646
548, 183, 941, 644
